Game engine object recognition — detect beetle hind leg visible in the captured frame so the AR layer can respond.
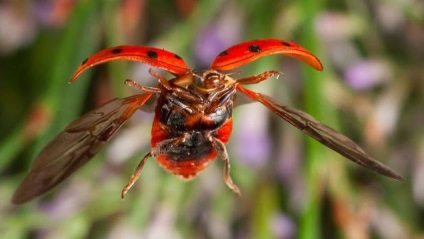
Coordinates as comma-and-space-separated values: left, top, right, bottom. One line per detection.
210, 136, 241, 196
121, 152, 151, 199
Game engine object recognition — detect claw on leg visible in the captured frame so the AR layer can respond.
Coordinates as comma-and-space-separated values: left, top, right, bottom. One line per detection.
223, 156, 241, 196
121, 152, 151, 199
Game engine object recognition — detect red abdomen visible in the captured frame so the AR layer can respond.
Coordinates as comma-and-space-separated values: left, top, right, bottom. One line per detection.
150, 113, 233, 179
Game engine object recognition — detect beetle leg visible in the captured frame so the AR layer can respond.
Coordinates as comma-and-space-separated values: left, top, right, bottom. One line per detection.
149, 68, 172, 90
121, 152, 151, 199
124, 79, 162, 93
209, 136, 241, 196
121, 137, 185, 199
236, 70, 282, 85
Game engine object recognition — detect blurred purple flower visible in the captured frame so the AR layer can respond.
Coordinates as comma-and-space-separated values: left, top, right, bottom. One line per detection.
0, 1, 74, 55
271, 213, 296, 239
195, 25, 230, 67
235, 131, 271, 168
0, 3, 36, 55
315, 12, 364, 43
194, 4, 243, 67
33, 0, 75, 28
33, 1, 52, 26
344, 59, 391, 90
39, 179, 91, 220
234, 105, 271, 169
276, 139, 301, 181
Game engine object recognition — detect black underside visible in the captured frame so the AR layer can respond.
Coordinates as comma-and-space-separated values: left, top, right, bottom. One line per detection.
165, 132, 214, 161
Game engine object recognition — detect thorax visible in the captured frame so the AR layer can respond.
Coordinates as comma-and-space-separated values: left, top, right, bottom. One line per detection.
155, 70, 237, 133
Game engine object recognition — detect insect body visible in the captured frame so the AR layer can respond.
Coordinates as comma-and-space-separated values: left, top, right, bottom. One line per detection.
12, 39, 402, 204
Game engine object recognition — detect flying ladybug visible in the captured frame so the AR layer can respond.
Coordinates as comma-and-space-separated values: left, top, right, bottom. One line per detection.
12, 39, 402, 204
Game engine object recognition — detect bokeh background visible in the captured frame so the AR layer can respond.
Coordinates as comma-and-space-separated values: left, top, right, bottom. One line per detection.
1, 0, 423, 238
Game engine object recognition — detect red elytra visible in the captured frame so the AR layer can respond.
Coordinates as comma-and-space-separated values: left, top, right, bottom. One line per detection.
12, 39, 401, 204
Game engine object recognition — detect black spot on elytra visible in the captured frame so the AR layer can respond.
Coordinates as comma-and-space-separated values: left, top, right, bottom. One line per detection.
281, 41, 291, 47
111, 48, 122, 54
218, 50, 228, 56
81, 58, 88, 65
174, 54, 182, 59
248, 45, 261, 53
147, 50, 158, 59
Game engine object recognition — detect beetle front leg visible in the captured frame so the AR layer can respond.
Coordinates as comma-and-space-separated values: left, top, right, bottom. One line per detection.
125, 79, 162, 93
236, 70, 282, 85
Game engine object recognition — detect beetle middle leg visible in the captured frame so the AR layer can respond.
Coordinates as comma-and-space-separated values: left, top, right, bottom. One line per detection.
120, 137, 185, 199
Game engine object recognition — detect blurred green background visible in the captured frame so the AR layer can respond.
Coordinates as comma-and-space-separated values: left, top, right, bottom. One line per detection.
1, 0, 423, 238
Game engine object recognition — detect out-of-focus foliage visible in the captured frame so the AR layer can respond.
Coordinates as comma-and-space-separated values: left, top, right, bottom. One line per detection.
0, 0, 422, 238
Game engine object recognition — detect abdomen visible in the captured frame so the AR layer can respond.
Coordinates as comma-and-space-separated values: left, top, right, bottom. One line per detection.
150, 114, 233, 179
